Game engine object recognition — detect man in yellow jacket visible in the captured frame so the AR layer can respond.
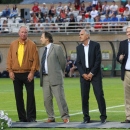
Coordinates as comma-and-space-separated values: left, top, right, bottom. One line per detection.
7, 26, 39, 122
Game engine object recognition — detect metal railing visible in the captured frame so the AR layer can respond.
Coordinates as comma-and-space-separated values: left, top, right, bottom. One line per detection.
0, 21, 129, 34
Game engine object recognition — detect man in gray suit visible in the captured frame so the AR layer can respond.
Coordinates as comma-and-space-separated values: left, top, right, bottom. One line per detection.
40, 31, 69, 123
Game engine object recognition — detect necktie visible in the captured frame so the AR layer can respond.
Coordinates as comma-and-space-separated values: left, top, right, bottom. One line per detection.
42, 47, 47, 74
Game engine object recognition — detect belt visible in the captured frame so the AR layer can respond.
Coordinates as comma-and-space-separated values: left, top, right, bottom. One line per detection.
42, 73, 48, 75
86, 68, 90, 70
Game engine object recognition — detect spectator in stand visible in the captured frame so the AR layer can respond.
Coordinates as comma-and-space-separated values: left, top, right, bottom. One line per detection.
55, 16, 63, 23
90, 6, 99, 19
48, 15, 55, 23
56, 2, 63, 16
118, 4, 126, 15
32, 13, 39, 23
68, 13, 76, 32
126, 14, 130, 21
110, 13, 119, 31
86, 15, 95, 32
48, 3, 56, 17
0, 5, 10, 17
86, 2, 92, 13
69, 60, 78, 77
109, 1, 119, 15
1, 20, 9, 33
50, 22, 59, 32
40, 3, 48, 19
64, 2, 72, 17
32, 2, 40, 17
29, 20, 36, 33
44, 19, 50, 31
86, 15, 94, 26
96, 2, 102, 13
94, 15, 102, 32
123, 7, 130, 17
80, 2, 86, 15
60, 8, 67, 20
74, 1, 80, 11
102, 14, 111, 31
126, 1, 130, 10
100, 1, 110, 15
65, 56, 73, 77
92, 0, 98, 7
9, 4, 19, 18
118, 14, 127, 31
35, 20, 44, 33
80, 14, 87, 23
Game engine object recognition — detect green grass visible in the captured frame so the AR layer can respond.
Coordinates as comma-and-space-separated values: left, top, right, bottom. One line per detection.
0, 77, 126, 130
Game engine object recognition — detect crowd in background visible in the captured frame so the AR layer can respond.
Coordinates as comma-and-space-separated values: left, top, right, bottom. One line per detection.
0, 1, 130, 32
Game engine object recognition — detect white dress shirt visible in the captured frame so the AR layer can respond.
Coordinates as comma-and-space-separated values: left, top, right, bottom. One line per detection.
44, 43, 52, 74
125, 41, 130, 70
83, 40, 90, 68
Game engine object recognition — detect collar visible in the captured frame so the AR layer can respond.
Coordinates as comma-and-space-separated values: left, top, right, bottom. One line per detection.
18, 38, 28, 45
82, 40, 90, 47
45, 43, 52, 49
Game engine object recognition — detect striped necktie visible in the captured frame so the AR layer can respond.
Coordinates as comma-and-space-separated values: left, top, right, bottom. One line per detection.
42, 47, 47, 74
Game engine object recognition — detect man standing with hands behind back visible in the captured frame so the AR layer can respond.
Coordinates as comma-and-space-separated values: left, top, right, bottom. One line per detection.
76, 29, 107, 124
40, 31, 69, 123
117, 26, 130, 123
7, 26, 39, 122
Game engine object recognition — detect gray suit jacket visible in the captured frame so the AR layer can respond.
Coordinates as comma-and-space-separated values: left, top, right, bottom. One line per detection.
40, 43, 66, 86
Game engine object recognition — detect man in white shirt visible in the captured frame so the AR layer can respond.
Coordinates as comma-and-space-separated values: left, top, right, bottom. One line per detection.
117, 26, 130, 123
90, 6, 99, 18
110, 1, 118, 15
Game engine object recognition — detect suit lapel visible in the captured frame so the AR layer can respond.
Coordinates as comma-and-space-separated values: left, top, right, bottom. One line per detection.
47, 43, 54, 57
80, 44, 86, 67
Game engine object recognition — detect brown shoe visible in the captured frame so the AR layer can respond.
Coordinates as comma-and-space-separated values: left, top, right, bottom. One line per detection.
121, 119, 130, 123
44, 119, 55, 123
63, 118, 69, 123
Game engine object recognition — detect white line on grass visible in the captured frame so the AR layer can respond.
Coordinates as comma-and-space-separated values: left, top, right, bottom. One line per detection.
39, 104, 125, 121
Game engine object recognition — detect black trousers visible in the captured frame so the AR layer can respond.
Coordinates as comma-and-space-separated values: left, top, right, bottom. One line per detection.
80, 70, 107, 121
13, 73, 36, 121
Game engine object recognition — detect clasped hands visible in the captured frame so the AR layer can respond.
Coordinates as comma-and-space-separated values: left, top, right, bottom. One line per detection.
82, 73, 93, 81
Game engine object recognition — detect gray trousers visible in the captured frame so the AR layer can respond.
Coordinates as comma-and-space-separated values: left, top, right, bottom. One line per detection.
123, 71, 130, 120
42, 75, 69, 120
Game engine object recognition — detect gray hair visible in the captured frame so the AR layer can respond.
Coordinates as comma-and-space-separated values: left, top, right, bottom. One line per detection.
126, 26, 130, 31
19, 25, 28, 31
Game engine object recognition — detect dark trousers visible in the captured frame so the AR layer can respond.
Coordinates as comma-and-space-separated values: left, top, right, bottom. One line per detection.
80, 70, 107, 121
13, 73, 36, 121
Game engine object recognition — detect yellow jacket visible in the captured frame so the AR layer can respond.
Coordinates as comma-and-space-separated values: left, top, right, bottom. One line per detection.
7, 38, 39, 74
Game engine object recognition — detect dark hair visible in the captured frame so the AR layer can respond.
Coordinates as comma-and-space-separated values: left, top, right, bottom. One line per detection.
44, 31, 53, 43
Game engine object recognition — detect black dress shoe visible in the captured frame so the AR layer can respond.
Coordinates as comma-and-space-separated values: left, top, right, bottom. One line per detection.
81, 119, 90, 124
16, 119, 27, 122
121, 119, 130, 123
101, 119, 106, 124
28, 119, 37, 122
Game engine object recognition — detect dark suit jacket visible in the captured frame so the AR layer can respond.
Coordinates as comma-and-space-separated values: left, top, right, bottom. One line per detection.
117, 39, 128, 80
76, 40, 102, 82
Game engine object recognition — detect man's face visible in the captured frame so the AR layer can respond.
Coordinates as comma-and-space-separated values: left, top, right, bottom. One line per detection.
40, 33, 48, 46
19, 27, 28, 41
79, 29, 89, 42
126, 28, 130, 39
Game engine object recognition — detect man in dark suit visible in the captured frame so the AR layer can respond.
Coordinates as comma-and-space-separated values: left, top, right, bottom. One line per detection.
117, 26, 130, 123
76, 29, 107, 124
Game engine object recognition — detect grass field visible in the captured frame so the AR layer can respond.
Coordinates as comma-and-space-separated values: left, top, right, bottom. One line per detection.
0, 77, 126, 130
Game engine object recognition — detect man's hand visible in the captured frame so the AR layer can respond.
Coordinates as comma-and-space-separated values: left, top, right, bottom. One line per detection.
27, 72, 34, 82
82, 74, 90, 81
9, 72, 15, 80
119, 54, 125, 61
87, 73, 93, 81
